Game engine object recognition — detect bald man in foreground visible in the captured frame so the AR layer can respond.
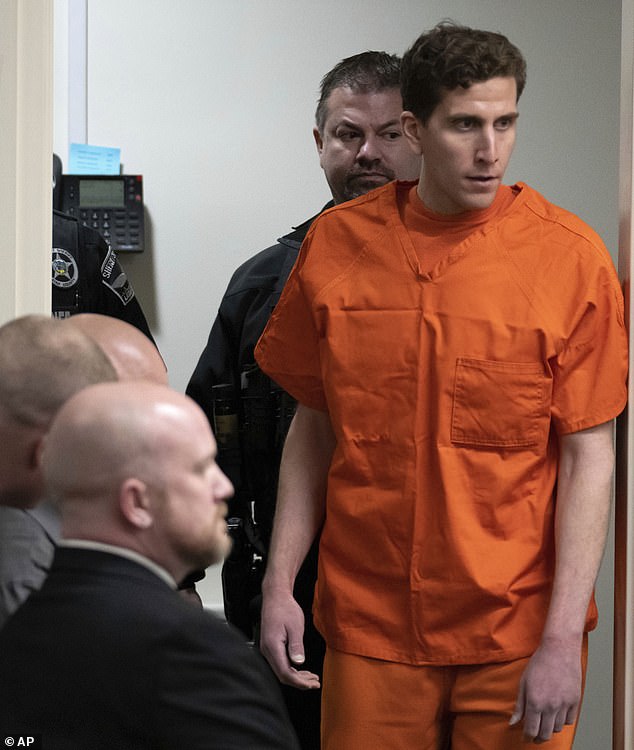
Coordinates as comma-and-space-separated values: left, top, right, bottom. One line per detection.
65, 315, 210, 601
0, 314, 167, 626
0, 383, 299, 749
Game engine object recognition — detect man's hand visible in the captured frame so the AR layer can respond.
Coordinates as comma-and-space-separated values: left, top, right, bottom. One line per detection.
259, 589, 320, 690
509, 637, 582, 743
257, 405, 332, 691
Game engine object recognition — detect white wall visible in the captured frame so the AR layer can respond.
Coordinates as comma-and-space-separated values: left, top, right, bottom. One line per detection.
54, 2, 621, 747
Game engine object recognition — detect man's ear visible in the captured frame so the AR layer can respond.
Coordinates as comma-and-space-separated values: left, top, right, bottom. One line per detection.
401, 111, 425, 155
313, 127, 325, 160
119, 478, 154, 530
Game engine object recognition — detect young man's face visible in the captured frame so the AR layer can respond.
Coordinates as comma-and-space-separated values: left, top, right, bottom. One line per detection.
314, 86, 421, 205
402, 76, 519, 214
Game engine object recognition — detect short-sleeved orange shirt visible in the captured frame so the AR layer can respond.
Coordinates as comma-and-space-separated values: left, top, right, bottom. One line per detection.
255, 181, 628, 666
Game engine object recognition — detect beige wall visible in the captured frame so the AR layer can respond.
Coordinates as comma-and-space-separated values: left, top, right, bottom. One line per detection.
0, 0, 53, 323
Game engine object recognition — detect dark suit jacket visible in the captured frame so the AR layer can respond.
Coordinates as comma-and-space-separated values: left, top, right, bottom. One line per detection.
0, 547, 299, 749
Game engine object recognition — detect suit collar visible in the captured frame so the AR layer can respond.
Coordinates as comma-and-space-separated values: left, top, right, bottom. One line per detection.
58, 540, 177, 588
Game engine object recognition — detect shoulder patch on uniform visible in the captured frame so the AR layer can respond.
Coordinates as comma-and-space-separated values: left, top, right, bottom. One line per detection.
101, 247, 136, 306
52, 247, 78, 288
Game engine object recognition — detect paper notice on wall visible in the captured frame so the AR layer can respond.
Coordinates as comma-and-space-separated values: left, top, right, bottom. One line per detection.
69, 143, 121, 175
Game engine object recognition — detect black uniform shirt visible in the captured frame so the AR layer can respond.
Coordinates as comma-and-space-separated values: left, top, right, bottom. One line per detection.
52, 210, 153, 341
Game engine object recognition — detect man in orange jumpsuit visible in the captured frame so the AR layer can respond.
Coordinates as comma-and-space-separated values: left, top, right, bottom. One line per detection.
255, 22, 629, 749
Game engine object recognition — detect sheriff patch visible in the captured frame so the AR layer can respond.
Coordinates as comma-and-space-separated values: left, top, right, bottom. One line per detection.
101, 248, 135, 306
52, 247, 78, 288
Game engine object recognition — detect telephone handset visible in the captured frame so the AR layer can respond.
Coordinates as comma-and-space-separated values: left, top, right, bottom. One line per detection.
53, 153, 63, 211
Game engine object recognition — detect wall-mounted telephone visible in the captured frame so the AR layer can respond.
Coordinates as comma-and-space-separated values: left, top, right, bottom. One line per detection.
53, 156, 145, 253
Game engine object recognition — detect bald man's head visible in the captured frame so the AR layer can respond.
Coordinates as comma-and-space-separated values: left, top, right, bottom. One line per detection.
0, 315, 117, 507
43, 382, 233, 581
0, 315, 117, 428
64, 314, 167, 385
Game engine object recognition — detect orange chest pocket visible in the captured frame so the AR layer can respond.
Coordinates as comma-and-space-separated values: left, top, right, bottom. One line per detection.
451, 357, 552, 450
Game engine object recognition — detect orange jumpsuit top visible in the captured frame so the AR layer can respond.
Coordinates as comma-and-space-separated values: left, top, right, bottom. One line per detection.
255, 181, 628, 666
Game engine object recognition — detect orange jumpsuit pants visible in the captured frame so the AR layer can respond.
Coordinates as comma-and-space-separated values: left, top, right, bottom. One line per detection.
321, 637, 588, 750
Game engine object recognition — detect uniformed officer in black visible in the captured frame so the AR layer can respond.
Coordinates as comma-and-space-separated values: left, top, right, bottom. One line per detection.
52, 209, 153, 340
187, 52, 421, 750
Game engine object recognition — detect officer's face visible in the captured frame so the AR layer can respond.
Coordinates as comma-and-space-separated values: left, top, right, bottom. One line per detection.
314, 86, 421, 205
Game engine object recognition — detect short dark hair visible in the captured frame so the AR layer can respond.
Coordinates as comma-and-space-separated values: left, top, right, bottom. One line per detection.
315, 51, 402, 133
401, 22, 527, 124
